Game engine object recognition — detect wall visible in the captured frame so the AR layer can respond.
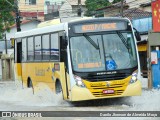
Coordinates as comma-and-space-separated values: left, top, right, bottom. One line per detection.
59, 1, 87, 18
59, 1, 73, 17
1, 54, 14, 80
142, 7, 151, 12
44, 0, 65, 14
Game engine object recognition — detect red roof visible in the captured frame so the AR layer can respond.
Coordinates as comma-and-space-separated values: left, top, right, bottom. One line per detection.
20, 12, 44, 17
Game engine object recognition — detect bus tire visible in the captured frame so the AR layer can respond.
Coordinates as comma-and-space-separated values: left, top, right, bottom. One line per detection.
56, 80, 62, 95
28, 80, 33, 88
27, 78, 34, 94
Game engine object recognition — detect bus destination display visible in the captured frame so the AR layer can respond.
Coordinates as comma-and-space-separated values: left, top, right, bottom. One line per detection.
74, 22, 127, 33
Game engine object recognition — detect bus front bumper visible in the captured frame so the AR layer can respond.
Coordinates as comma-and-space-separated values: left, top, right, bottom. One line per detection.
71, 80, 141, 101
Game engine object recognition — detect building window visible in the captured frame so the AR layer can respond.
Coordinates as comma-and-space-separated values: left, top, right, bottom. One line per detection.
45, 1, 50, 5
25, 0, 36, 5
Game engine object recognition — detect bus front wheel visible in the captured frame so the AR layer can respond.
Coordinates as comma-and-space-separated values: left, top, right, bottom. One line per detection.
56, 81, 62, 94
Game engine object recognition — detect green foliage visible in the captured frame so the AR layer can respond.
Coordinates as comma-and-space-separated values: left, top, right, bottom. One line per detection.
0, 0, 15, 39
85, 0, 122, 16
85, 0, 110, 16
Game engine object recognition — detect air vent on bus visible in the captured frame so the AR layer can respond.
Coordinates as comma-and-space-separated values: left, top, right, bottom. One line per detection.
83, 73, 130, 82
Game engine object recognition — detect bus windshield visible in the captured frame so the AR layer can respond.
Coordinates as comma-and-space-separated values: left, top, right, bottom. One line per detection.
70, 31, 138, 72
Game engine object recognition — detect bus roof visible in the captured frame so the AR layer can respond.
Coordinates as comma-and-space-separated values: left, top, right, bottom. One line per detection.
15, 17, 130, 38
68, 17, 129, 25
15, 22, 66, 38
37, 19, 61, 28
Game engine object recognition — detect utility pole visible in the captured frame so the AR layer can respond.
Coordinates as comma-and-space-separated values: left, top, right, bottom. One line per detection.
6, 0, 21, 31
4, 34, 7, 54
14, 0, 21, 32
120, 0, 124, 17
77, 0, 82, 17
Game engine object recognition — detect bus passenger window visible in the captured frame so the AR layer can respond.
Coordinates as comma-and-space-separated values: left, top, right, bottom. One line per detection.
22, 38, 27, 62
42, 34, 50, 60
27, 37, 34, 61
35, 36, 42, 60
51, 33, 59, 61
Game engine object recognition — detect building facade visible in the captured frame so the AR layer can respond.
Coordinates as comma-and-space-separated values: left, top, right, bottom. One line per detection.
58, 0, 87, 23
19, 0, 45, 21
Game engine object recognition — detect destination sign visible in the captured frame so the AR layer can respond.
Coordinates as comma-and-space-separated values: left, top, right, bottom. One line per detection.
74, 22, 127, 33
78, 62, 102, 69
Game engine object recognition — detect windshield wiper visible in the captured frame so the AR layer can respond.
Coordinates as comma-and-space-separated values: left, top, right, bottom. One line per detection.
116, 31, 129, 49
83, 34, 99, 49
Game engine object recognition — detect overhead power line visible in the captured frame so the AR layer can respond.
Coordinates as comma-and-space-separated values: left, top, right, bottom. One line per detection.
5, 0, 14, 7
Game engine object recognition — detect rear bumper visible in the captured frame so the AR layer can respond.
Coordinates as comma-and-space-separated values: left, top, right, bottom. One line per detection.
71, 80, 141, 101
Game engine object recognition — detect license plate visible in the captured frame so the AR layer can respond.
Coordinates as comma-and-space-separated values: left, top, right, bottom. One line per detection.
103, 89, 114, 94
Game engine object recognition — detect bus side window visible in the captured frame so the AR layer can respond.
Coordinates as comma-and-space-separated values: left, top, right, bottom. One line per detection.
14, 40, 17, 63
27, 37, 34, 61
51, 33, 59, 61
22, 38, 27, 62
35, 36, 42, 60
42, 34, 50, 60
17, 41, 22, 63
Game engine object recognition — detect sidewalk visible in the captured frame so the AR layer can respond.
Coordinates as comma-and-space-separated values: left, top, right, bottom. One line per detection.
141, 77, 148, 89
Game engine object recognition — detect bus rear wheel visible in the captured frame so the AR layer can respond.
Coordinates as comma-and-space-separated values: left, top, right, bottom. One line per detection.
28, 79, 34, 94
56, 82, 62, 94
28, 80, 33, 88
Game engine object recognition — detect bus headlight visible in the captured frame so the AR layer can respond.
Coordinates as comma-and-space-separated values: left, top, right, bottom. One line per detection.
129, 73, 137, 84
74, 75, 85, 87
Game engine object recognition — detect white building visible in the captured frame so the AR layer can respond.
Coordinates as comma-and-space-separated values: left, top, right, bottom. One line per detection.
59, 0, 86, 18
44, 0, 65, 14
5, 20, 40, 40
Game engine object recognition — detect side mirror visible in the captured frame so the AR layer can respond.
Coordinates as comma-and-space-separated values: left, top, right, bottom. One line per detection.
133, 28, 141, 41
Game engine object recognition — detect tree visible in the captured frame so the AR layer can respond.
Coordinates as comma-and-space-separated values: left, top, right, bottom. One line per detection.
85, 0, 122, 16
0, 0, 15, 39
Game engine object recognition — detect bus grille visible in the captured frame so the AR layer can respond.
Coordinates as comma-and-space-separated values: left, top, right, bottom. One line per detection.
88, 82, 127, 97
92, 90, 124, 97
84, 73, 129, 82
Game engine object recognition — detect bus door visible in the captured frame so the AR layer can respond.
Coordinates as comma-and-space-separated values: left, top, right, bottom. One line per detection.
15, 39, 23, 82
59, 32, 70, 100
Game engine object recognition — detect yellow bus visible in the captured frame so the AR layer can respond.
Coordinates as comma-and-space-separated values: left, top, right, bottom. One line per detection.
14, 17, 142, 101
